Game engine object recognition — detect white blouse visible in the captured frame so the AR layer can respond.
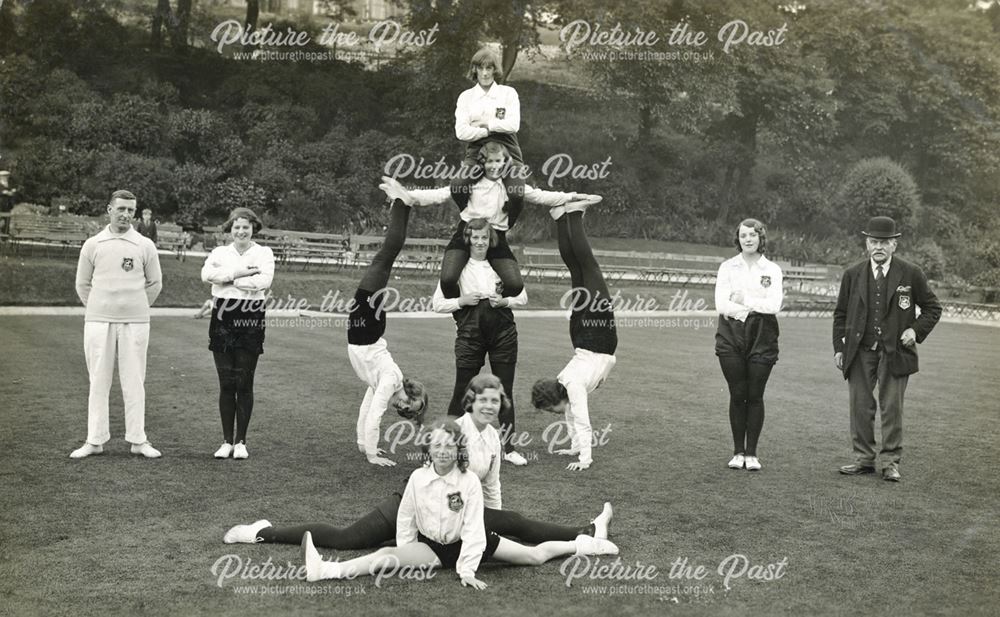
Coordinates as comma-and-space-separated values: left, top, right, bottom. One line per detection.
432, 258, 528, 313
396, 465, 486, 580
410, 179, 574, 232
714, 254, 783, 322
454, 82, 520, 142
201, 243, 275, 300
456, 413, 502, 510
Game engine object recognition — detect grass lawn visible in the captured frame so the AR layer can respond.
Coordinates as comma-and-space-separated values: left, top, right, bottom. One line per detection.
0, 314, 997, 616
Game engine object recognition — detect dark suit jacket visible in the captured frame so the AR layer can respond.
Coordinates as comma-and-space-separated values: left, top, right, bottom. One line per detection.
136, 220, 157, 244
832, 257, 941, 379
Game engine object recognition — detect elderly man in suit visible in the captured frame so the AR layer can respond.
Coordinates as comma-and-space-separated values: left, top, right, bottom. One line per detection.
833, 216, 941, 481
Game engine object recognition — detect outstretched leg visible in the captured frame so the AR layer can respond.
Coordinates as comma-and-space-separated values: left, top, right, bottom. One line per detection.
566, 211, 610, 299
561, 209, 618, 355
490, 535, 618, 566
556, 216, 585, 290
358, 200, 411, 293
349, 200, 411, 345
304, 532, 439, 581
245, 495, 400, 550
484, 507, 592, 543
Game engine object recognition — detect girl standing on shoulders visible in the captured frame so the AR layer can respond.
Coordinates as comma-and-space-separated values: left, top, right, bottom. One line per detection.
201, 208, 275, 460
714, 218, 783, 472
455, 47, 522, 166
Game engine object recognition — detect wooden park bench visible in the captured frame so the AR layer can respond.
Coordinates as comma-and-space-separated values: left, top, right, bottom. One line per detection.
156, 223, 191, 260
520, 247, 723, 287
6, 213, 91, 256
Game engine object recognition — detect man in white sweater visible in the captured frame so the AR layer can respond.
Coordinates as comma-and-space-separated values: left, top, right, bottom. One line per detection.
70, 190, 163, 459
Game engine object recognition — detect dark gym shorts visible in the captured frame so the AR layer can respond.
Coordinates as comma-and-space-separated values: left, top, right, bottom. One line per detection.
454, 302, 518, 368
416, 531, 501, 570
715, 312, 779, 365
208, 297, 266, 355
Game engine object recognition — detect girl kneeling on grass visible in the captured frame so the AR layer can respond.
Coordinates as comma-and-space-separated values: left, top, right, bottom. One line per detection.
302, 418, 618, 589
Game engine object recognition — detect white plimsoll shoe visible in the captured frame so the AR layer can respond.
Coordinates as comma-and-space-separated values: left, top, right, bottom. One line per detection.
574, 534, 619, 556
564, 195, 602, 214
593, 502, 614, 540
379, 176, 413, 206
224, 519, 272, 544
130, 442, 162, 458
69, 443, 104, 459
744, 456, 761, 471
233, 443, 248, 459
728, 454, 745, 469
503, 451, 528, 466
214, 443, 234, 459
303, 531, 341, 582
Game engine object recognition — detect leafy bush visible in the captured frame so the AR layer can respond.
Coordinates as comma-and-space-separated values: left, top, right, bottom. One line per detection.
898, 239, 946, 279
837, 157, 920, 236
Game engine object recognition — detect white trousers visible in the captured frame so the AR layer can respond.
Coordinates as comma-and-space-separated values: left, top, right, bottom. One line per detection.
83, 321, 150, 445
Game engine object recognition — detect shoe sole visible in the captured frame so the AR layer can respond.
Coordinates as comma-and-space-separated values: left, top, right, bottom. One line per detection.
70, 450, 105, 459
839, 468, 876, 475
302, 532, 322, 583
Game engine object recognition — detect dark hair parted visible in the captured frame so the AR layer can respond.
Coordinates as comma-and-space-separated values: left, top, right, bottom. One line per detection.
463, 218, 498, 249
419, 418, 470, 473
110, 189, 137, 203
223, 207, 264, 234
467, 48, 503, 83
531, 378, 568, 412
461, 373, 512, 416
734, 218, 767, 255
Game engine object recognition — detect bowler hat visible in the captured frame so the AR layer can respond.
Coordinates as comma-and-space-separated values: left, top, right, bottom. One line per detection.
861, 216, 901, 239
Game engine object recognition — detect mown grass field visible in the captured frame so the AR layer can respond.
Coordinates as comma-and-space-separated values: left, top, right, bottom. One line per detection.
0, 312, 997, 617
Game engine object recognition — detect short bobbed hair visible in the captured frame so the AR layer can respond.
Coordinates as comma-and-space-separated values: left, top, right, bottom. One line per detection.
223, 207, 264, 234
461, 373, 511, 416
467, 48, 503, 83
476, 141, 510, 167
531, 378, 568, 411
463, 217, 498, 249
419, 418, 470, 473
399, 378, 429, 426
734, 218, 767, 255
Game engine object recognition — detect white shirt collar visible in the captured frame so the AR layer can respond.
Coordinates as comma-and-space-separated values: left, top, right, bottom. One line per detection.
475, 82, 497, 97
870, 256, 892, 277
413, 463, 462, 489
96, 225, 143, 245
732, 253, 771, 269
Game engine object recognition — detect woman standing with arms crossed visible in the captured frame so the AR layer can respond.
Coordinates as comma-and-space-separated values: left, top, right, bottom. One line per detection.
201, 208, 275, 460
455, 47, 522, 166
714, 218, 783, 471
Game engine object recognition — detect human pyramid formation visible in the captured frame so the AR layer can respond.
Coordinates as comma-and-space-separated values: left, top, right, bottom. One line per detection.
67, 47, 943, 590
68, 48, 620, 589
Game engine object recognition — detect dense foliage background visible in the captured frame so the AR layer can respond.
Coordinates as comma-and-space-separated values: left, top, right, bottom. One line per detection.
1, 0, 998, 285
